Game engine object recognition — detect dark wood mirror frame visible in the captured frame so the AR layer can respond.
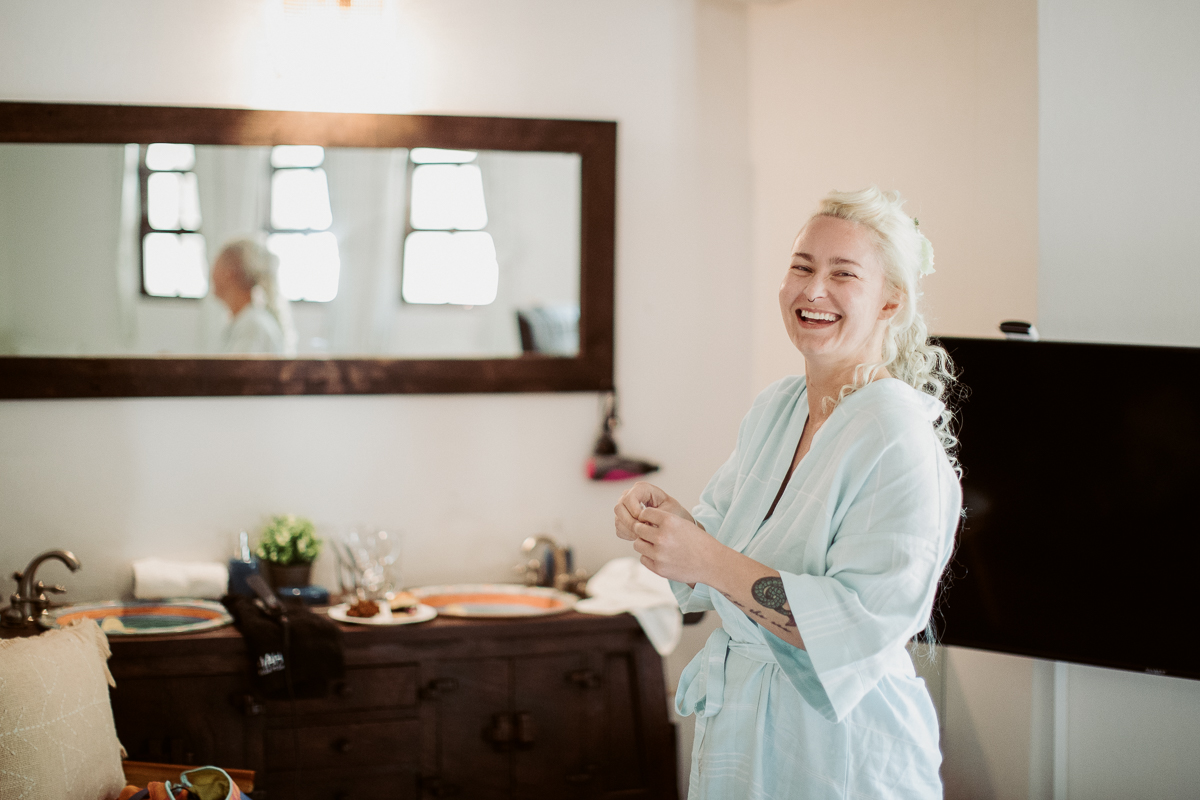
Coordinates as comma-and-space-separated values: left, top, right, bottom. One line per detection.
0, 102, 615, 398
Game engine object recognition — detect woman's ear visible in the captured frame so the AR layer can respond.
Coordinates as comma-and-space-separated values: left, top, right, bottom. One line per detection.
878, 287, 903, 321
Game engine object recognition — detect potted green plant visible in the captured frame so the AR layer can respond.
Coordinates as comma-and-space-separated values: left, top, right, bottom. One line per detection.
256, 514, 322, 588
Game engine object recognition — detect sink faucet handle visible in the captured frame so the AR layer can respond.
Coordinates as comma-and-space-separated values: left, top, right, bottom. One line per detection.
3, 550, 81, 629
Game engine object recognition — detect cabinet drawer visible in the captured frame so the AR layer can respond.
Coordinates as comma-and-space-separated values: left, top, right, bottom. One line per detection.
265, 719, 420, 771
266, 665, 417, 715
265, 769, 417, 800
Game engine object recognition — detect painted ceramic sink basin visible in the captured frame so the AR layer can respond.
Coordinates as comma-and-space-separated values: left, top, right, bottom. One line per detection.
411, 583, 577, 618
51, 599, 233, 635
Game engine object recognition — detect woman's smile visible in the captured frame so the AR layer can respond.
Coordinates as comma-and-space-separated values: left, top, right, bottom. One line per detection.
796, 308, 841, 326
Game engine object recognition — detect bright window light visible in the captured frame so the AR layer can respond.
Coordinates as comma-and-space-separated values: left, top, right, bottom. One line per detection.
147, 171, 201, 231
410, 147, 478, 164
402, 231, 498, 306
143, 232, 208, 298
410, 164, 487, 230
145, 143, 196, 171
269, 231, 341, 302
271, 145, 325, 168
271, 168, 333, 231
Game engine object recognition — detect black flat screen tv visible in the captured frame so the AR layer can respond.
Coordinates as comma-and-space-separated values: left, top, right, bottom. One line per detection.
935, 336, 1200, 680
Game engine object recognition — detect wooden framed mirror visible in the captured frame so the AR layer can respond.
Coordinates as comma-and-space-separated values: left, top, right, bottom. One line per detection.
0, 102, 615, 398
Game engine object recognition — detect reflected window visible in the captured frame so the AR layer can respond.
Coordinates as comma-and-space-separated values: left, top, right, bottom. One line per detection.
267, 145, 340, 302
402, 149, 499, 305
140, 143, 208, 298
409, 164, 488, 230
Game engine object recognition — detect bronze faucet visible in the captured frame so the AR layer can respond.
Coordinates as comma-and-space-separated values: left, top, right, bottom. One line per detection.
517, 536, 588, 596
1, 549, 81, 629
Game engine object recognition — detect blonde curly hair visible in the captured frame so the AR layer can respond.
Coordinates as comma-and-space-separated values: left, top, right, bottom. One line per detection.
810, 187, 959, 469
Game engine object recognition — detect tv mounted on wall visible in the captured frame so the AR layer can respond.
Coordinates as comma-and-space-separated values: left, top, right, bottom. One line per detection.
935, 336, 1200, 680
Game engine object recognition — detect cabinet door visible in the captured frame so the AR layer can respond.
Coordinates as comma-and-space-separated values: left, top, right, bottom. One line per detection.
512, 652, 591, 800
110, 674, 257, 769
598, 651, 652, 795
430, 657, 511, 799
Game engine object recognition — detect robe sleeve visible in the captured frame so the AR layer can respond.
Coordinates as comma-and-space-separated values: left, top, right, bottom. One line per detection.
225, 309, 285, 355
671, 378, 801, 614
669, 579, 714, 612
669, 447, 738, 611
670, 413, 750, 612
761, 425, 959, 722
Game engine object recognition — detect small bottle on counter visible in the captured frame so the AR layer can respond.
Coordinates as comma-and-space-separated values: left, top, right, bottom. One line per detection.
227, 531, 260, 596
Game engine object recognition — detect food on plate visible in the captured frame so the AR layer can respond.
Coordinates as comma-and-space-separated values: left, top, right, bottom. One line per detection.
345, 599, 380, 618
388, 590, 420, 613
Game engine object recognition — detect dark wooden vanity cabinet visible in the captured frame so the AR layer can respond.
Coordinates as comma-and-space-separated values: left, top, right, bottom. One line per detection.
106, 612, 678, 800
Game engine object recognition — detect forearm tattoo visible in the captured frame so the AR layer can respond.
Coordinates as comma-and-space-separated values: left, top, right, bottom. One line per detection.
751, 576, 797, 630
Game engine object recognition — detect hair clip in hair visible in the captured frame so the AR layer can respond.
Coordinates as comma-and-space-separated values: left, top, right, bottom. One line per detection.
916, 232, 935, 276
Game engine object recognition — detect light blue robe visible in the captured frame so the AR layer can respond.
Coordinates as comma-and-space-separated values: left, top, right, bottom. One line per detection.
672, 376, 961, 800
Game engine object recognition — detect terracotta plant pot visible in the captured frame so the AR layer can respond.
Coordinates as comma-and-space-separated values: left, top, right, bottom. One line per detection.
266, 563, 312, 589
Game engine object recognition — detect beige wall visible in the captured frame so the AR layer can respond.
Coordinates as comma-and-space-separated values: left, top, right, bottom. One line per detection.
747, 0, 1038, 390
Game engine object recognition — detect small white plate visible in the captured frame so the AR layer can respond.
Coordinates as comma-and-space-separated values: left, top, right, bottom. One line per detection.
326, 602, 437, 626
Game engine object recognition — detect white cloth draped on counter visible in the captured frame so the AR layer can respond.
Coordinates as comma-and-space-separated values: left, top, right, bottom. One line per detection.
576, 557, 683, 655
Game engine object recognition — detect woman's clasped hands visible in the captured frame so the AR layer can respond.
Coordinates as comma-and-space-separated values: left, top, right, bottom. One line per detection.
613, 481, 721, 586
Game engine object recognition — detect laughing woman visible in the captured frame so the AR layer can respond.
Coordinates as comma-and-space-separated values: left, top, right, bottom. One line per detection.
615, 188, 961, 799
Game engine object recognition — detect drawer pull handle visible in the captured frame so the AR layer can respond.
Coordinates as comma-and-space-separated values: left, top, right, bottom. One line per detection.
420, 677, 460, 700
335, 680, 353, 697
485, 712, 514, 747
333, 737, 353, 754
567, 669, 602, 689
419, 775, 461, 797
566, 764, 599, 784
239, 694, 264, 716
515, 711, 536, 745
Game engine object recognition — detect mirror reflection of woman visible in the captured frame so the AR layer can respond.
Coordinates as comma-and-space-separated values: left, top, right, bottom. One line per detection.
615, 188, 961, 799
210, 239, 297, 356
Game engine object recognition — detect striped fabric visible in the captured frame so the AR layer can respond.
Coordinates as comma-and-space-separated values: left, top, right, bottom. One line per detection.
672, 376, 960, 800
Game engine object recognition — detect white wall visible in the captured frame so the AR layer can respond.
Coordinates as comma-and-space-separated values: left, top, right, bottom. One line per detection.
1039, 0, 1200, 348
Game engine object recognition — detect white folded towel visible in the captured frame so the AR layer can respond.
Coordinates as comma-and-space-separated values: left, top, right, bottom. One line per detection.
575, 557, 683, 655
132, 558, 229, 600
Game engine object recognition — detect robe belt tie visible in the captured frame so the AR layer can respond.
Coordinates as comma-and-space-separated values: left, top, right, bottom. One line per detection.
675, 627, 775, 719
